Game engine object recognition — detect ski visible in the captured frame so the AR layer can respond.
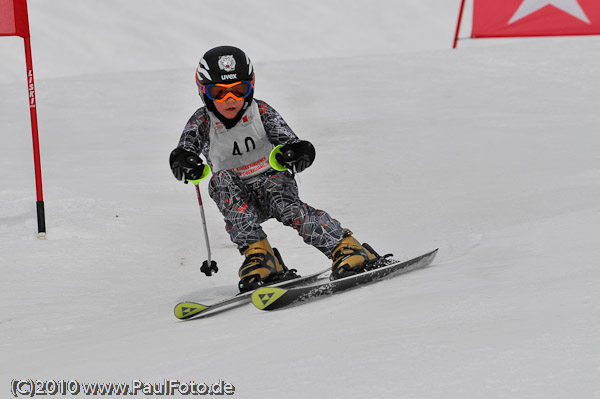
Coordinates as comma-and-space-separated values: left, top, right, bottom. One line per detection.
251, 248, 438, 311
174, 267, 331, 320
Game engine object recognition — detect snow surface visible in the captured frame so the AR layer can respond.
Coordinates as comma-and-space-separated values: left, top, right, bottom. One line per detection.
2, 1, 600, 398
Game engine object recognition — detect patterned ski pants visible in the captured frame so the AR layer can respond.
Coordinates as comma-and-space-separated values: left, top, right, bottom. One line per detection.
208, 169, 344, 257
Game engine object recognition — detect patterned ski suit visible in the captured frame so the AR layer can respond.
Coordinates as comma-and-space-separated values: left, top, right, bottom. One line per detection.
177, 99, 344, 257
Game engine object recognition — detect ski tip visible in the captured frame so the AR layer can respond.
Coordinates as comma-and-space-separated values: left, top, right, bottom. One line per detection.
251, 287, 289, 310
174, 302, 209, 320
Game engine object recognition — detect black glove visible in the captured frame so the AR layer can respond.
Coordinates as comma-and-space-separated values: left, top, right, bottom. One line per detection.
169, 147, 206, 182
275, 140, 316, 173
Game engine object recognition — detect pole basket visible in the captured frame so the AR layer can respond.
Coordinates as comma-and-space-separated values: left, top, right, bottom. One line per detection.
200, 260, 218, 276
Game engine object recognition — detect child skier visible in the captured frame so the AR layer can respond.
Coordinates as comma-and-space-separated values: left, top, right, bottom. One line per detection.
169, 45, 377, 292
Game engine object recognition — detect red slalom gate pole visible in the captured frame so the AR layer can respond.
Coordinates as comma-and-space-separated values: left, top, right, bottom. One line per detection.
453, 0, 467, 49
23, 36, 46, 239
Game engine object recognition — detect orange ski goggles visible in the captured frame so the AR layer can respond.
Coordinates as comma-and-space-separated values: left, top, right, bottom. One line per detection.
197, 79, 254, 102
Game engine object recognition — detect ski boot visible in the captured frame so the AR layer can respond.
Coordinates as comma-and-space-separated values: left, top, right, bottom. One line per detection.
330, 230, 378, 280
238, 238, 298, 293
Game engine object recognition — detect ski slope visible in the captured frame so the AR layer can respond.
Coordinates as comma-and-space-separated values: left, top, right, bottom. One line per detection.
2, 1, 600, 398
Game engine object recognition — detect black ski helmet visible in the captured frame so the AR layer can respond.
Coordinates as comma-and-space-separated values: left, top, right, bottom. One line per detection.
196, 46, 255, 127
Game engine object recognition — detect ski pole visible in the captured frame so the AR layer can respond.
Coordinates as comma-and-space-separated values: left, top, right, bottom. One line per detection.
192, 181, 218, 276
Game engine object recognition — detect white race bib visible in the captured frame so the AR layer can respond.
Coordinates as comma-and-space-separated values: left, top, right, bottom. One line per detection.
208, 101, 273, 180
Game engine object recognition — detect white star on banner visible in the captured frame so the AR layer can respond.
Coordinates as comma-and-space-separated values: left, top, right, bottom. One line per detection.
508, 0, 591, 24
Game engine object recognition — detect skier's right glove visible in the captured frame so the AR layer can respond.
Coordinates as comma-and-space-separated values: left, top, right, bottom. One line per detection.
169, 147, 208, 183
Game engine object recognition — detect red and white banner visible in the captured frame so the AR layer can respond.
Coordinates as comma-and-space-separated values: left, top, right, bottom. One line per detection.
472, 0, 600, 38
471, 0, 600, 37
0, 0, 30, 37
454, 0, 600, 48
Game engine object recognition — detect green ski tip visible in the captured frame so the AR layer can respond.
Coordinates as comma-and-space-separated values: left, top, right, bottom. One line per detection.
252, 287, 289, 310
174, 302, 209, 319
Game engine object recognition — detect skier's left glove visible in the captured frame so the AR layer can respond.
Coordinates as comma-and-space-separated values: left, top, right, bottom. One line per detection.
273, 140, 316, 173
